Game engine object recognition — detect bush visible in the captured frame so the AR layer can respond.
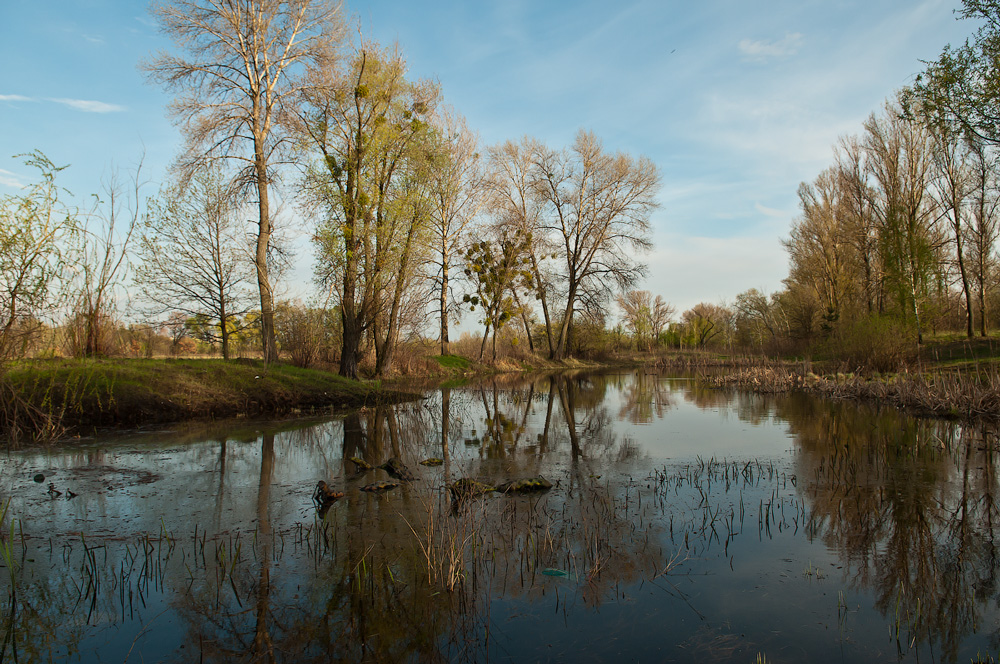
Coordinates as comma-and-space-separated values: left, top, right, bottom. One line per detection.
822, 314, 916, 372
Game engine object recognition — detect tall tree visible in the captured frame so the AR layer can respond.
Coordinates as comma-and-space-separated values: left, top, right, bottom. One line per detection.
924, 116, 975, 337
300, 42, 438, 378
965, 135, 1000, 335
135, 164, 256, 359
426, 108, 484, 356
145, 0, 345, 363
486, 137, 555, 355
863, 97, 940, 343
534, 130, 660, 360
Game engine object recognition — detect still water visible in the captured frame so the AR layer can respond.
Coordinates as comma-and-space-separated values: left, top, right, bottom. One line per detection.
0, 369, 997, 662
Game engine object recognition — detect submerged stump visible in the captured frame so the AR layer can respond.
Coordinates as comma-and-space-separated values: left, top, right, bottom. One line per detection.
360, 480, 400, 493
380, 457, 416, 482
497, 477, 553, 493
448, 478, 496, 501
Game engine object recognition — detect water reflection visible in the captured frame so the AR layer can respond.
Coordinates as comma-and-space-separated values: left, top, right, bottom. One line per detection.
0, 371, 999, 661
780, 394, 1000, 661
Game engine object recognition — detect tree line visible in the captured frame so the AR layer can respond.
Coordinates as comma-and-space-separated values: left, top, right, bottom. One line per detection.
670, 1, 1000, 368
0, 0, 670, 376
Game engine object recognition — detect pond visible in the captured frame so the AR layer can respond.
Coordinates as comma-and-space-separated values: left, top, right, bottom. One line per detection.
0, 369, 997, 663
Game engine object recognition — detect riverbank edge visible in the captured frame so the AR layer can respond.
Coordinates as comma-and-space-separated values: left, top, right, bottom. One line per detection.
702, 360, 1000, 422
1, 358, 420, 442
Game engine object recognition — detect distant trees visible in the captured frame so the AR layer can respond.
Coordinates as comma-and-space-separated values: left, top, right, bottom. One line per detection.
135, 165, 256, 359
616, 290, 674, 350
146, 0, 345, 363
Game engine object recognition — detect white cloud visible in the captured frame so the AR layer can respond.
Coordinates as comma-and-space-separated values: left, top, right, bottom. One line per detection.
645, 235, 788, 312
0, 169, 26, 188
48, 98, 126, 113
83, 34, 105, 45
754, 202, 792, 219
738, 32, 804, 62
0, 94, 34, 102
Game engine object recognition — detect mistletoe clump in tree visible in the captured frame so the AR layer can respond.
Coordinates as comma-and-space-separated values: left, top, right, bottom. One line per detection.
462, 234, 537, 360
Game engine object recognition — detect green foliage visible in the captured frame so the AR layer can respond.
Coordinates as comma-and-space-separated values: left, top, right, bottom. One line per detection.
0, 151, 78, 360
462, 234, 536, 359
914, 1, 1000, 145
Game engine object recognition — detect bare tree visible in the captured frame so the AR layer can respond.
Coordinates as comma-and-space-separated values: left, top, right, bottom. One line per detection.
135, 164, 256, 359
426, 108, 485, 356
145, 0, 345, 363
534, 130, 660, 360
486, 137, 557, 356
70, 160, 144, 357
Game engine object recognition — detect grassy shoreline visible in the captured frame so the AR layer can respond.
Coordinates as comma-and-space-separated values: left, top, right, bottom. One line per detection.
0, 358, 414, 443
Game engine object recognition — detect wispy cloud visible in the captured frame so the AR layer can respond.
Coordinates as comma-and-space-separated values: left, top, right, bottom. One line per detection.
48, 98, 126, 113
83, 34, 105, 44
754, 202, 792, 219
1, 95, 126, 113
738, 32, 804, 63
0, 169, 26, 189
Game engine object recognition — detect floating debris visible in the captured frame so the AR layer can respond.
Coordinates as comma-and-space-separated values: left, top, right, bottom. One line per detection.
419, 458, 444, 466
47, 483, 61, 498
349, 457, 373, 471
448, 478, 496, 500
313, 480, 345, 505
33, 473, 45, 483
497, 477, 553, 493
360, 480, 400, 493
541, 568, 569, 577
380, 457, 415, 482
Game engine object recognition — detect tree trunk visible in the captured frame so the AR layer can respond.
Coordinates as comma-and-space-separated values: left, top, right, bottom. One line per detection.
440, 253, 449, 356
253, 152, 278, 364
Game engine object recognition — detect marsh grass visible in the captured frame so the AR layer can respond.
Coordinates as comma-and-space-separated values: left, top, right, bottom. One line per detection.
704, 359, 1000, 422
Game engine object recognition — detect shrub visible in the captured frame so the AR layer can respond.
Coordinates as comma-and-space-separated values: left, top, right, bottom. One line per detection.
822, 314, 916, 372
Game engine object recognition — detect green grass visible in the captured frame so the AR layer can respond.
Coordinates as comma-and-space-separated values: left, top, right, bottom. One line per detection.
2, 358, 402, 433
434, 354, 471, 370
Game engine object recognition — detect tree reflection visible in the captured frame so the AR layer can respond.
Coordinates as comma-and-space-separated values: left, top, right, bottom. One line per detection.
779, 394, 1000, 659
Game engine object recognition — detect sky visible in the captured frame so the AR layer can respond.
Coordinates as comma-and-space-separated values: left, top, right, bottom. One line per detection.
0, 0, 979, 323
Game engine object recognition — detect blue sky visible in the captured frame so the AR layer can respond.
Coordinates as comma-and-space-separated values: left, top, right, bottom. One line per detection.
0, 0, 976, 319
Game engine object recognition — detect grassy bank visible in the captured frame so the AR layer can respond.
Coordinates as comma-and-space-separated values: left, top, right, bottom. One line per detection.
0, 358, 406, 443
